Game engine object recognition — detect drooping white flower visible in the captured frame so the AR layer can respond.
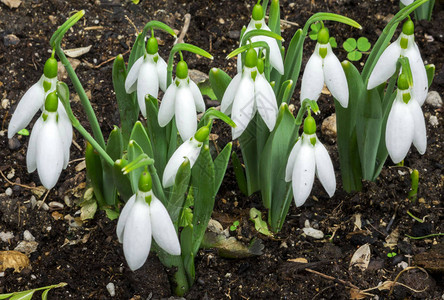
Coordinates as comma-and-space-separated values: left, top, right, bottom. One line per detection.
27, 92, 72, 189
285, 116, 336, 207
8, 57, 68, 139
385, 74, 426, 163
238, 3, 284, 75
222, 48, 278, 140
158, 60, 205, 141
125, 36, 167, 117
300, 28, 348, 108
368, 19, 428, 105
117, 171, 180, 271
162, 127, 209, 188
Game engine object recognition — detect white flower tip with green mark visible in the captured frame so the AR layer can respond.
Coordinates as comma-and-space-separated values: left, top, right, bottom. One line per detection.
117, 190, 180, 271
400, 0, 414, 5
162, 137, 202, 188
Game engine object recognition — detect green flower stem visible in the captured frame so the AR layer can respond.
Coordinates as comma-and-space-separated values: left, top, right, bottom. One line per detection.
405, 233, 444, 240
167, 43, 213, 87
54, 46, 106, 149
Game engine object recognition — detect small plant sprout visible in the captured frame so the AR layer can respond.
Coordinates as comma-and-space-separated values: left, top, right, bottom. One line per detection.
300, 27, 348, 108
387, 251, 397, 258
367, 18, 428, 105
408, 169, 419, 202
125, 30, 167, 117
239, 1, 284, 74
117, 170, 180, 271
26, 91, 72, 189
158, 57, 206, 141
230, 220, 240, 231
221, 47, 278, 139
285, 113, 336, 207
342, 37, 371, 61
386, 73, 426, 164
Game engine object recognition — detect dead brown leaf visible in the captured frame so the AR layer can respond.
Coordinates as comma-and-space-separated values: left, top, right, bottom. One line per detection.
1, 0, 21, 9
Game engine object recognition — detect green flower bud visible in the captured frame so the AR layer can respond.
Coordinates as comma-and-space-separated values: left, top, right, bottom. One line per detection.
252, 4, 263, 21
44, 57, 58, 79
245, 48, 258, 68
257, 58, 264, 74
402, 19, 414, 36
44, 91, 58, 112
146, 36, 158, 55
138, 170, 152, 192
194, 126, 210, 142
317, 28, 330, 45
176, 60, 188, 79
303, 115, 316, 135
397, 73, 409, 90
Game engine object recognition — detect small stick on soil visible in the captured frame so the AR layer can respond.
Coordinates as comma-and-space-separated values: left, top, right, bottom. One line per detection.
72, 139, 83, 151
91, 49, 131, 69
176, 13, 191, 44
38, 189, 51, 210
304, 268, 359, 290
125, 15, 139, 35
0, 170, 42, 191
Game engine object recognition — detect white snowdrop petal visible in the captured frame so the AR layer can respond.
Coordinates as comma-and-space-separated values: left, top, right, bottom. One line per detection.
158, 84, 177, 127
285, 139, 302, 182
156, 56, 168, 92
137, 61, 159, 118
221, 73, 242, 115
323, 46, 349, 108
189, 80, 205, 112
231, 76, 255, 139
367, 41, 402, 89
255, 74, 278, 131
408, 99, 427, 154
314, 140, 336, 197
36, 115, 65, 189
123, 200, 151, 271
125, 56, 144, 94
26, 117, 44, 173
291, 143, 316, 207
57, 105, 72, 169
162, 139, 195, 188
404, 43, 428, 106
8, 79, 45, 139
300, 52, 324, 103
150, 197, 181, 255
385, 100, 414, 163
400, 0, 414, 5
116, 194, 136, 243
175, 86, 197, 141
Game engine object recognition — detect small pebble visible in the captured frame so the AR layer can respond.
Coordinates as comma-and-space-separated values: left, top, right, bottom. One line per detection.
23, 230, 35, 241
228, 30, 240, 39
106, 282, 115, 297
0, 231, 14, 242
5, 188, 12, 196
7, 168, 15, 179
3, 34, 20, 46
0, 272, 4, 278
49, 201, 64, 210
64, 195, 72, 207
1, 99, 9, 109
36, 201, 49, 211
425, 91, 442, 107
30, 196, 37, 209
31, 274, 37, 280
321, 113, 337, 140
218, 18, 225, 24
397, 261, 409, 269
429, 115, 438, 126
8, 138, 21, 150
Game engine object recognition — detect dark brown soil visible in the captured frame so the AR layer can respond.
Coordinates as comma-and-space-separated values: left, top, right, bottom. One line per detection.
0, 0, 443, 299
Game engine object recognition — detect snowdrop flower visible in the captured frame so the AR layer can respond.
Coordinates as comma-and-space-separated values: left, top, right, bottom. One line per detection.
238, 2, 284, 75
300, 28, 348, 108
125, 35, 167, 117
368, 19, 428, 105
222, 48, 278, 139
285, 115, 336, 207
158, 60, 205, 141
27, 92, 72, 189
8, 57, 67, 138
117, 170, 180, 271
386, 74, 426, 163
162, 126, 208, 188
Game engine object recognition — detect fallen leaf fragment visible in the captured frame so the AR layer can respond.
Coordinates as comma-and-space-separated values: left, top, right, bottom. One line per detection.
1, 0, 21, 8
288, 257, 308, 263
0, 250, 30, 272
349, 243, 371, 271
63, 45, 92, 58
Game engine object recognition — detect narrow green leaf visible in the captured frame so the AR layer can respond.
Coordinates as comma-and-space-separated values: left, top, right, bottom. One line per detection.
112, 54, 138, 143
50, 10, 85, 47
167, 159, 191, 224
112, 159, 133, 201
231, 151, 248, 195
103, 126, 123, 206
343, 38, 357, 52
197, 79, 217, 100
268, 0, 281, 38
198, 108, 236, 128
213, 142, 232, 192
180, 225, 195, 283
128, 33, 146, 70
85, 142, 105, 207
9, 290, 34, 300
357, 37, 371, 52
142, 20, 177, 39
209, 68, 232, 101
130, 121, 154, 157
0, 293, 14, 299
127, 140, 145, 193
425, 64, 435, 88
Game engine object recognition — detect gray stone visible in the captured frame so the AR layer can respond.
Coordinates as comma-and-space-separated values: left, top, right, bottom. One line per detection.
4, 34, 20, 46
429, 115, 438, 126
425, 91, 442, 108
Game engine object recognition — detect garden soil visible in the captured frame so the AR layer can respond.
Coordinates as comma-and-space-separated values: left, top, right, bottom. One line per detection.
0, 0, 443, 299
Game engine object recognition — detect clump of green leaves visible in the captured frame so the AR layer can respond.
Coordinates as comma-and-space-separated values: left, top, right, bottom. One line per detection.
309, 22, 337, 47
342, 37, 371, 61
